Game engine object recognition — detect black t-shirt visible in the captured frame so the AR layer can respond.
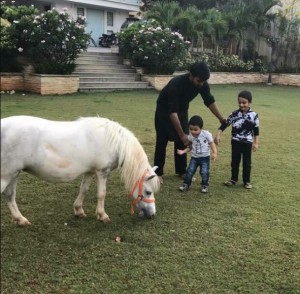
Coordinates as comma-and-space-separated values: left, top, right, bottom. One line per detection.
156, 73, 215, 115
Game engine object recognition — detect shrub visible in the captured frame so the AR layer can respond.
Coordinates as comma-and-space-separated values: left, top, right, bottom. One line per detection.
118, 21, 190, 74
118, 22, 143, 60
1, 5, 38, 72
178, 52, 267, 73
1, 4, 90, 74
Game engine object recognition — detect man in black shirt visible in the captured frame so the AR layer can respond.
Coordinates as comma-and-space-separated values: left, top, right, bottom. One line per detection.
154, 61, 225, 184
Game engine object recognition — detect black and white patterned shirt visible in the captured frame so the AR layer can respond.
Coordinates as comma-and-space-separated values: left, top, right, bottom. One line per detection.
219, 108, 259, 144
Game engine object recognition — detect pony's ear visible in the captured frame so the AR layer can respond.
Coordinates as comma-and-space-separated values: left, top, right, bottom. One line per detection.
145, 174, 156, 181
152, 166, 158, 172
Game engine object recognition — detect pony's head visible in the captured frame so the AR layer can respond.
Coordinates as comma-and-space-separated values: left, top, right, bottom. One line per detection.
129, 166, 160, 219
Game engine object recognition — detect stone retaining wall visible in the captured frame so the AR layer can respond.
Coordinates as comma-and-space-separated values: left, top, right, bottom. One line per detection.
142, 72, 300, 91
0, 73, 24, 91
1, 72, 298, 94
1, 73, 79, 95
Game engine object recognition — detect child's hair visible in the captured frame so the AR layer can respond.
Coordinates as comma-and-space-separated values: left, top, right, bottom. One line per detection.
188, 115, 203, 128
238, 90, 252, 102
190, 61, 210, 82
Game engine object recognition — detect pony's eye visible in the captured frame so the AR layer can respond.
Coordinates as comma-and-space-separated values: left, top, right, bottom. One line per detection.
145, 190, 152, 196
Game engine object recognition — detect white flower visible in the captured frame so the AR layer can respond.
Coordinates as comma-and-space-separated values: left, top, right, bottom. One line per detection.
144, 56, 148, 59
13, 20, 19, 24
41, 40, 46, 43
18, 47, 23, 52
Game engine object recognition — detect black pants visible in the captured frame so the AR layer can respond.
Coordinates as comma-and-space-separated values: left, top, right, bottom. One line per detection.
154, 110, 188, 176
231, 140, 252, 184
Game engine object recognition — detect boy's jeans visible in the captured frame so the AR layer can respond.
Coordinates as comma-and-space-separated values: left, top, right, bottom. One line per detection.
183, 156, 210, 187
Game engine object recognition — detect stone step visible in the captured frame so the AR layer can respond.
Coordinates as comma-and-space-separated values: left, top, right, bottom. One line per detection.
80, 84, 152, 92
74, 72, 140, 78
75, 64, 130, 70
79, 82, 149, 88
74, 68, 136, 74
75, 51, 152, 91
76, 59, 120, 65
77, 55, 120, 60
80, 76, 140, 82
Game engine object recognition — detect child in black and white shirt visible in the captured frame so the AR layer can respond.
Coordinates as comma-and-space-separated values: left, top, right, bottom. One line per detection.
214, 90, 259, 189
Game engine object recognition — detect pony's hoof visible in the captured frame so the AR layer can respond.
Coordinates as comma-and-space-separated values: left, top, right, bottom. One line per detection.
75, 212, 87, 218
74, 207, 86, 218
102, 217, 110, 223
15, 218, 31, 226
97, 214, 110, 223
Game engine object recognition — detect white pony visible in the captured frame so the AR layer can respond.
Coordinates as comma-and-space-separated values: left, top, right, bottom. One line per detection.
1, 115, 160, 226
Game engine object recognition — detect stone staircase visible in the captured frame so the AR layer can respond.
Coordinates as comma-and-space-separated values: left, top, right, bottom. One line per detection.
74, 52, 152, 91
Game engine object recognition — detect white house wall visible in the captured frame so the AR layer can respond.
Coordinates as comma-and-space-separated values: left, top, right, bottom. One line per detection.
13, 0, 141, 44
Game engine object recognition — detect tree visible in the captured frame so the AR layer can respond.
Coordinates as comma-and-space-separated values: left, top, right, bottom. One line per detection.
145, 1, 182, 29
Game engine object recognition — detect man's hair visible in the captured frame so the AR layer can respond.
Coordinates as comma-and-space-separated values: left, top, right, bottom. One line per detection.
190, 61, 210, 81
238, 90, 252, 102
188, 115, 203, 128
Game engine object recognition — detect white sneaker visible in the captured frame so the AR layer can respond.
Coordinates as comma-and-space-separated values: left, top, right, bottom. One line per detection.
201, 186, 209, 193
179, 183, 189, 192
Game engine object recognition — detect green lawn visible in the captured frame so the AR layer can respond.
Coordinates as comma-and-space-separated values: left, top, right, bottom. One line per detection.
1, 85, 299, 294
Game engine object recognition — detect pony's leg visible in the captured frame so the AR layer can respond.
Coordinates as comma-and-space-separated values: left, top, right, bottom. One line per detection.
2, 177, 31, 226
95, 171, 110, 223
73, 173, 93, 217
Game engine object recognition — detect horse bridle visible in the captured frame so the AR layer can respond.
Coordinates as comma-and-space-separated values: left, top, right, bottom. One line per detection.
128, 171, 155, 215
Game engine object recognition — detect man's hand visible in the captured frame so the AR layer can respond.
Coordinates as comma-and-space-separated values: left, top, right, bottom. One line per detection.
181, 134, 190, 146
177, 149, 186, 155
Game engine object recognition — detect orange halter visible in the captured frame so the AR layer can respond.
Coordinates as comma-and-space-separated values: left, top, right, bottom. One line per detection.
128, 171, 155, 215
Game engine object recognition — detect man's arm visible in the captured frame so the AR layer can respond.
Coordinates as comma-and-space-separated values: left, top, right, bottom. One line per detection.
208, 102, 226, 124
169, 112, 190, 146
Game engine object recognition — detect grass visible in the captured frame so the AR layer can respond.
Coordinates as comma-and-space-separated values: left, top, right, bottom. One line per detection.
1, 85, 300, 294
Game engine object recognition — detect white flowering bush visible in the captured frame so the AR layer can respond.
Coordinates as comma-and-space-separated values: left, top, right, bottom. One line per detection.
1, 3, 89, 74
119, 22, 190, 74
179, 52, 267, 73
0, 4, 37, 72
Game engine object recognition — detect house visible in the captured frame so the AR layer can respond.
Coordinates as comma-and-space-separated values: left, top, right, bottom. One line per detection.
14, 0, 142, 46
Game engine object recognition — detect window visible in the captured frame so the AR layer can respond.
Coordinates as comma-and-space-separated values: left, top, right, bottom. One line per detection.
44, 5, 51, 11
77, 7, 85, 17
107, 12, 113, 26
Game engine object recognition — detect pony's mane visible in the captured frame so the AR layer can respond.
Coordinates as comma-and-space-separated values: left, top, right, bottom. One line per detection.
79, 117, 160, 193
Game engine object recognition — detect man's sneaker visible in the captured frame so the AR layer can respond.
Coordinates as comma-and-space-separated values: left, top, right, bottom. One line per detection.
244, 183, 253, 189
224, 179, 236, 186
201, 186, 209, 193
179, 183, 189, 192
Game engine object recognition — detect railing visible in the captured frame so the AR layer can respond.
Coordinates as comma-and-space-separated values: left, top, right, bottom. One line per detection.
107, 0, 141, 6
